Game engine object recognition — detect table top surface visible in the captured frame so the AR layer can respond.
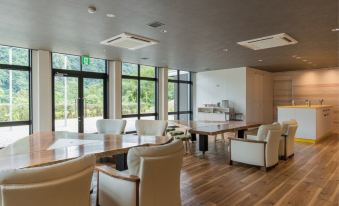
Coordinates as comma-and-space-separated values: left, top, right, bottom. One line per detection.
169, 120, 261, 135
0, 132, 172, 171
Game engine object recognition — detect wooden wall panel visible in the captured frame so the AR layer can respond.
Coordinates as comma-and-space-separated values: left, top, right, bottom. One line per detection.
273, 68, 339, 133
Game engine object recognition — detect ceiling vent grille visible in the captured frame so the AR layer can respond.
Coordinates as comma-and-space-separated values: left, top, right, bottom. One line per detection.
147, 21, 165, 28
100, 33, 158, 50
237, 33, 298, 50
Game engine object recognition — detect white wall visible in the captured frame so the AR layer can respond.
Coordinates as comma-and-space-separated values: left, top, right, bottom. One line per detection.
195, 67, 247, 119
194, 67, 273, 123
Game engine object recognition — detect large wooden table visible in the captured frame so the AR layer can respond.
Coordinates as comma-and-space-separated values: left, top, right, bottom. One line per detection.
170, 120, 261, 155
0, 131, 172, 171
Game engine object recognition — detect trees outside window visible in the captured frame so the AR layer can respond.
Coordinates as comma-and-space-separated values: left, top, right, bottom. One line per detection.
122, 63, 158, 132
0, 45, 31, 147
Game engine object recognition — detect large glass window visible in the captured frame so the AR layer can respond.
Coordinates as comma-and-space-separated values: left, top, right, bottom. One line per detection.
122, 63, 158, 132
168, 69, 192, 120
52, 53, 107, 133
0, 45, 31, 147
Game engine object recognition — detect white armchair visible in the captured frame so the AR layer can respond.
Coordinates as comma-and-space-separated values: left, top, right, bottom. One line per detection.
0, 154, 96, 206
96, 119, 127, 135
135, 120, 168, 136
96, 140, 184, 206
279, 119, 298, 160
229, 124, 282, 170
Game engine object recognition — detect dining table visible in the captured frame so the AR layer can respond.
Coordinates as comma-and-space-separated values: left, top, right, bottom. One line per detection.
169, 120, 261, 155
0, 131, 172, 171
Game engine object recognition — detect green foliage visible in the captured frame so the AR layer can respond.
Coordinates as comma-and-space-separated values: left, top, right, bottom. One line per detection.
121, 63, 157, 115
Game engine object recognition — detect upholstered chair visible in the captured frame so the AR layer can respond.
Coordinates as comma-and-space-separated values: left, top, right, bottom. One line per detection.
279, 119, 298, 160
96, 119, 127, 135
229, 124, 282, 170
0, 154, 96, 206
96, 140, 184, 206
135, 120, 168, 136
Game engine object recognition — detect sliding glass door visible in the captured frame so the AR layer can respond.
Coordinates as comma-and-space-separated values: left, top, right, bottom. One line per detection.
54, 75, 79, 132
52, 53, 107, 133
0, 45, 31, 147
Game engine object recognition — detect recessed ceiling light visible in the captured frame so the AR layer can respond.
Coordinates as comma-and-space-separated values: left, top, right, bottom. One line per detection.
296, 56, 301, 59
292, 55, 297, 58
88, 6, 96, 14
106, 13, 116, 18
302, 59, 308, 62
223, 49, 228, 52
258, 59, 263, 62
162, 29, 168, 33
331, 28, 339, 32
308, 62, 312, 64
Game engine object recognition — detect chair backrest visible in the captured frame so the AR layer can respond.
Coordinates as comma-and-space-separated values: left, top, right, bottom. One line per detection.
0, 155, 96, 206
281, 119, 298, 135
127, 140, 184, 206
265, 128, 282, 167
256, 123, 281, 141
96, 119, 127, 135
135, 120, 168, 136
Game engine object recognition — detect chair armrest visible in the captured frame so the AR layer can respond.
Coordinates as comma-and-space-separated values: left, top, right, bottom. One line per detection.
229, 137, 266, 144
95, 165, 140, 182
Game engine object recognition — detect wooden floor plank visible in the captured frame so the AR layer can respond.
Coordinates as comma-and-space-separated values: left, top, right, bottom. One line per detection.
91, 134, 339, 206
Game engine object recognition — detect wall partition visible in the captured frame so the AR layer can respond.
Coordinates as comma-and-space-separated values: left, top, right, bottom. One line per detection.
121, 63, 158, 132
0, 45, 31, 147
52, 53, 108, 133
168, 69, 193, 120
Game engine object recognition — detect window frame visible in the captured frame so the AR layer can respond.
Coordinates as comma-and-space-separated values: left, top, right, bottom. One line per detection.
0, 46, 32, 134
168, 70, 193, 120
121, 63, 159, 132
51, 52, 109, 133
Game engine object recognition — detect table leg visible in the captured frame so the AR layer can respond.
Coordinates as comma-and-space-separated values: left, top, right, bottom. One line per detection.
237, 129, 246, 139
115, 153, 128, 171
199, 134, 208, 155
191, 133, 197, 142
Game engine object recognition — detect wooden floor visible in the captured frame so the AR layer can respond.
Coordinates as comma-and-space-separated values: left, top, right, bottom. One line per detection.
91, 134, 339, 206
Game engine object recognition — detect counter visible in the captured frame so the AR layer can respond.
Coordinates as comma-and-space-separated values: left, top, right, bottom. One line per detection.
277, 105, 332, 143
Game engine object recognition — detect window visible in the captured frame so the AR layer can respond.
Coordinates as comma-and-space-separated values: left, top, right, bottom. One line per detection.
122, 63, 158, 132
0, 45, 31, 147
168, 69, 192, 120
52, 53, 107, 133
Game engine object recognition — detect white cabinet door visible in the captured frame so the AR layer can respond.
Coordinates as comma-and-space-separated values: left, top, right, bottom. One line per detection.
295, 109, 316, 139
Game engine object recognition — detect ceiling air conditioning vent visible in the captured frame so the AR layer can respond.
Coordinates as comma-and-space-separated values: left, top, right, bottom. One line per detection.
147, 21, 165, 28
100, 33, 159, 50
237, 33, 297, 50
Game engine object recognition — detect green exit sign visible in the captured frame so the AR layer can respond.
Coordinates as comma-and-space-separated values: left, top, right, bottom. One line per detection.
81, 55, 91, 65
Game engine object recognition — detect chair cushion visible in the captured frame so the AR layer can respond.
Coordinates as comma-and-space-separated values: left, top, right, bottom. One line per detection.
169, 131, 184, 136
256, 123, 281, 141
127, 140, 183, 176
174, 134, 191, 140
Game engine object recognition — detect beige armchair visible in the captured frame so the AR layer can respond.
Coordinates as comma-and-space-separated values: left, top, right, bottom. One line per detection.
0, 154, 96, 206
96, 119, 127, 135
96, 140, 184, 206
135, 120, 168, 136
229, 124, 282, 170
279, 119, 298, 160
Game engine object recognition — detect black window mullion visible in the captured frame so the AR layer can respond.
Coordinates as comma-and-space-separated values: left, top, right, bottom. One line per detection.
137, 65, 141, 119
29, 50, 33, 133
